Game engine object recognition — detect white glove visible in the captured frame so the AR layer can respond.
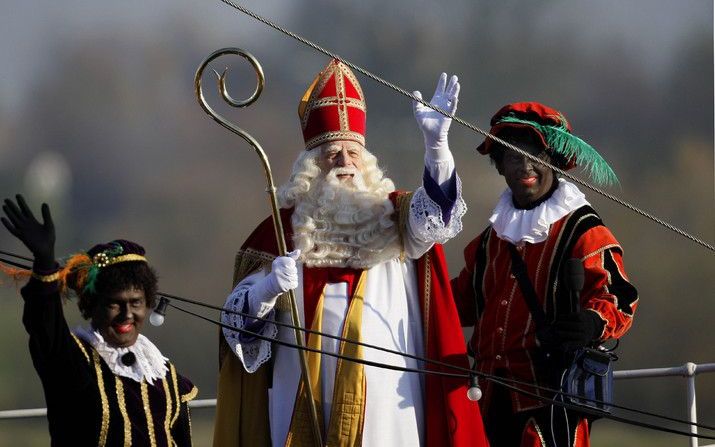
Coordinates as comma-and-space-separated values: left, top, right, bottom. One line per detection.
248, 249, 300, 318
413, 73, 460, 155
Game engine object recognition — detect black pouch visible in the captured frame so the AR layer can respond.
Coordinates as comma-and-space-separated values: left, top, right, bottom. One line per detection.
561, 347, 615, 414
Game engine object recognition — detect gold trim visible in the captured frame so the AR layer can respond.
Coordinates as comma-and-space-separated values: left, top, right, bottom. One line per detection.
31, 271, 59, 282
546, 212, 598, 315
423, 252, 432, 340
580, 243, 620, 261
107, 253, 147, 266
299, 72, 321, 121
162, 377, 173, 444
336, 66, 348, 131
141, 381, 158, 447
181, 386, 199, 403
187, 402, 193, 445
286, 291, 327, 445
528, 416, 547, 446
305, 131, 365, 151
169, 364, 182, 428
341, 61, 366, 104
326, 272, 367, 445
300, 60, 366, 133
92, 350, 110, 447
115, 376, 132, 445
71, 334, 90, 363
395, 191, 414, 262
92, 252, 147, 268
300, 62, 336, 129
309, 97, 365, 112
233, 248, 274, 287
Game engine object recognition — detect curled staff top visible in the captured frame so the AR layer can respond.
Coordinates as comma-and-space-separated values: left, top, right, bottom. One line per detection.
194, 47, 265, 152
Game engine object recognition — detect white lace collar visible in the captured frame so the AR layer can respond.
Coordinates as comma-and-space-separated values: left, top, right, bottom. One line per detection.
489, 179, 589, 245
73, 327, 169, 384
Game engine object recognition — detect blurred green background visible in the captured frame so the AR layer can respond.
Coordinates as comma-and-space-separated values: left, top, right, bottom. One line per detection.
0, 1, 712, 445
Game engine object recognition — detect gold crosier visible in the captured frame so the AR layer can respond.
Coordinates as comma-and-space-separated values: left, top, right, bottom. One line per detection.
194, 48, 324, 446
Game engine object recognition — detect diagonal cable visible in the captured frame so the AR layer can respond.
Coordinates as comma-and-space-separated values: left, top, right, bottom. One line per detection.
215, 0, 714, 253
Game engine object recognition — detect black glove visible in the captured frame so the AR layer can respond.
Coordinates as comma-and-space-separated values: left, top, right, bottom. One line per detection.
1, 195, 56, 271
538, 310, 605, 352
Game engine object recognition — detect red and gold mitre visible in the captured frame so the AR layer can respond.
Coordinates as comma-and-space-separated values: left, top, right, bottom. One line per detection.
298, 59, 366, 150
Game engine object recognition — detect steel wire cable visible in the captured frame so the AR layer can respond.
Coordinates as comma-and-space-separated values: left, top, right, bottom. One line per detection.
0, 250, 32, 261
1, 251, 714, 431
159, 289, 715, 430
170, 301, 715, 441
1, 251, 714, 434
214, 0, 715, 253
0, 257, 33, 270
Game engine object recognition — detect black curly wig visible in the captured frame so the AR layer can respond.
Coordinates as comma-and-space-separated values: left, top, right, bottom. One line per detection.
67, 240, 158, 319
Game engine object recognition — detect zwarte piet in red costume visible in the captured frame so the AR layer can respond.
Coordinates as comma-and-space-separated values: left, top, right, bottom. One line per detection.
453, 102, 638, 446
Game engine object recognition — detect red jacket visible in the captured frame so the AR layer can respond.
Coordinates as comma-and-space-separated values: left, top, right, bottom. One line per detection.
452, 205, 638, 412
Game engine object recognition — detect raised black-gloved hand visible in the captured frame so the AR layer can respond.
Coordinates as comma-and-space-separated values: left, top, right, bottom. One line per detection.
539, 310, 605, 352
1, 195, 56, 271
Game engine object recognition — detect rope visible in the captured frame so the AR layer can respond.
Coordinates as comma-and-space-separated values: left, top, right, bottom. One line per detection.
214, 0, 715, 253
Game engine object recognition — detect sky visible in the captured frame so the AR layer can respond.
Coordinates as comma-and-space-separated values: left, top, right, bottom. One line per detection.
0, 1, 710, 109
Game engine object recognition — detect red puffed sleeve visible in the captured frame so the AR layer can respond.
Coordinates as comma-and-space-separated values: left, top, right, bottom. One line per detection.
571, 226, 639, 340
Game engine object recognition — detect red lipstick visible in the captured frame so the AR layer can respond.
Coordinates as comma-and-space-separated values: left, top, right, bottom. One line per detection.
114, 323, 133, 334
520, 176, 537, 186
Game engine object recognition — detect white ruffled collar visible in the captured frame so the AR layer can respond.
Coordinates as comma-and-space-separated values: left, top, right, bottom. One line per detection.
489, 178, 589, 245
73, 327, 169, 384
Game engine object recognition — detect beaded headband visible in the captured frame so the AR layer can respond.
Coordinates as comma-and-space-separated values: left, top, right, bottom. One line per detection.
77, 242, 147, 294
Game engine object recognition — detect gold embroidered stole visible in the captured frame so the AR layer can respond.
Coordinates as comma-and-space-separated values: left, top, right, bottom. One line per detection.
286, 271, 368, 447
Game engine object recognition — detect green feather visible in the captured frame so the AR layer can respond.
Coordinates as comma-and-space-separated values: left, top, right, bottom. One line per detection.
496, 115, 619, 186
83, 243, 124, 294
84, 265, 100, 294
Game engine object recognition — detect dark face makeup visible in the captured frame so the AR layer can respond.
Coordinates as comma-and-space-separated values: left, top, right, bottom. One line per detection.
496, 137, 555, 208
91, 287, 147, 348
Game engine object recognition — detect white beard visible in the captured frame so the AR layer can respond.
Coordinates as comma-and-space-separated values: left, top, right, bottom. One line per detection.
291, 167, 402, 269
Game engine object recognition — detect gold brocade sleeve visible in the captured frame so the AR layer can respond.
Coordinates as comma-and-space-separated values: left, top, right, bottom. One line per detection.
213, 248, 275, 447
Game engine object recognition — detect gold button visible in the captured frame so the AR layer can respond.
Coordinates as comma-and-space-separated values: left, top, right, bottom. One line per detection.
501, 300, 508, 306
495, 354, 502, 361
496, 327, 504, 334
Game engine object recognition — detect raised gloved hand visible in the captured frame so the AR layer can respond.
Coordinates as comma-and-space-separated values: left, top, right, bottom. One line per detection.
412, 73, 460, 153
248, 250, 300, 317
538, 310, 605, 352
1, 195, 56, 271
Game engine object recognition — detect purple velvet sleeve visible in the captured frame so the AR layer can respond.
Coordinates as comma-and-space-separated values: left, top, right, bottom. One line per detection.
422, 167, 458, 224
237, 290, 272, 343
